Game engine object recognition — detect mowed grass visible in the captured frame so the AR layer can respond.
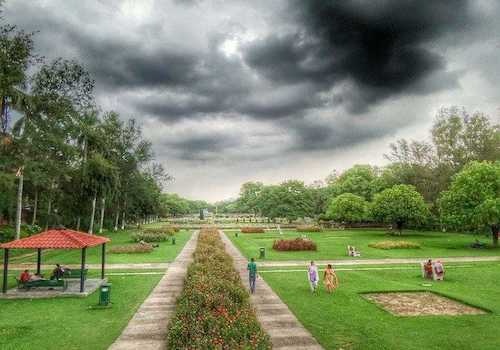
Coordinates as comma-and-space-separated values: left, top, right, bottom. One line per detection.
3, 229, 192, 265
262, 263, 500, 350
227, 229, 500, 261
0, 273, 162, 350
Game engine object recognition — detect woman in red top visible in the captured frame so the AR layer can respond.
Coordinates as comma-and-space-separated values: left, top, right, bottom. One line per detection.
19, 270, 31, 283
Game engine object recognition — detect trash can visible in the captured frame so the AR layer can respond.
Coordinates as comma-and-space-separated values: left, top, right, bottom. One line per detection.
99, 283, 111, 306
235, 232, 239, 238
259, 247, 265, 259
172, 237, 176, 245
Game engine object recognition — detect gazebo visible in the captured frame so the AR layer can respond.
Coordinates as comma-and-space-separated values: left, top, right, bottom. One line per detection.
1, 229, 110, 294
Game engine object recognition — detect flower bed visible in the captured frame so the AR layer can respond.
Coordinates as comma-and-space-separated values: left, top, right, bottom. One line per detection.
273, 238, 317, 251
296, 225, 322, 232
368, 241, 421, 250
241, 227, 265, 233
167, 228, 271, 349
109, 243, 153, 254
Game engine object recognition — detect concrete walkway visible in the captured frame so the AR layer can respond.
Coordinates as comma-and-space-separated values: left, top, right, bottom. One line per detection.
258, 255, 500, 268
220, 231, 323, 350
5, 262, 169, 271
108, 231, 198, 350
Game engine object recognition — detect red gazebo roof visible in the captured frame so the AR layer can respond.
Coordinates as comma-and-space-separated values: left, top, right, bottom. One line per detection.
0, 229, 110, 249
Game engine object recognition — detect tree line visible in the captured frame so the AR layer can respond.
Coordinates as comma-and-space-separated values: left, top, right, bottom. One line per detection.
0, 6, 168, 239
225, 108, 499, 244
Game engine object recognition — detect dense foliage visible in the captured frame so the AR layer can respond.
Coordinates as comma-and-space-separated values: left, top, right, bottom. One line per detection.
0, 9, 167, 236
439, 161, 500, 245
371, 185, 429, 233
326, 193, 368, 224
166, 228, 271, 349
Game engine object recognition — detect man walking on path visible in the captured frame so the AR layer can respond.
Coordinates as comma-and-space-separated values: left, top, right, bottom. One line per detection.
247, 257, 257, 294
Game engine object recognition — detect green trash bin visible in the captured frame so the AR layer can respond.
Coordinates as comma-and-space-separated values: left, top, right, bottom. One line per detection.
259, 247, 265, 259
99, 283, 111, 306
235, 232, 239, 238
172, 237, 176, 245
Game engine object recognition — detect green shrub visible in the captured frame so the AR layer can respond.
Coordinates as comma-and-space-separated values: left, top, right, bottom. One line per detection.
0, 224, 42, 242
167, 228, 271, 349
296, 225, 322, 232
368, 241, 421, 250
131, 231, 171, 242
109, 244, 153, 254
143, 226, 176, 235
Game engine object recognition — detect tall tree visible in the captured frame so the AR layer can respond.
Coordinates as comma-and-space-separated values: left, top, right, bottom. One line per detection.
439, 161, 500, 245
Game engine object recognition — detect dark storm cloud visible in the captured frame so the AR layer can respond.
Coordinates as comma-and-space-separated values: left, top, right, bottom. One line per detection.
244, 0, 474, 113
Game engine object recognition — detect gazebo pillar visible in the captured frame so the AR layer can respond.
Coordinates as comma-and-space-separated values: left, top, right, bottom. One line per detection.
36, 248, 42, 275
2, 248, 8, 293
101, 243, 106, 280
80, 247, 86, 293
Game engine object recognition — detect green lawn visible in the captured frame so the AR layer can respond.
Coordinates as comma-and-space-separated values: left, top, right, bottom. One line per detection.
227, 229, 500, 261
0, 273, 162, 350
4, 229, 192, 265
262, 263, 500, 350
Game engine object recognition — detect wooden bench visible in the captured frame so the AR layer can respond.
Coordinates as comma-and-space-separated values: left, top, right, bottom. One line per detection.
16, 278, 68, 291
62, 269, 88, 279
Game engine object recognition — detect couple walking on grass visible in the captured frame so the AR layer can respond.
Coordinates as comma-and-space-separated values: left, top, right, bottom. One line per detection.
308, 261, 339, 294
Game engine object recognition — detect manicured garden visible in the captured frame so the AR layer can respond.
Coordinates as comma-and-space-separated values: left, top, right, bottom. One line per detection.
4, 228, 192, 265
262, 263, 500, 350
228, 229, 500, 261
0, 273, 162, 350
167, 228, 271, 349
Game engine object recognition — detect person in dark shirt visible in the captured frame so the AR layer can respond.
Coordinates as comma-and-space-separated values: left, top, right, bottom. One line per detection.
247, 258, 257, 294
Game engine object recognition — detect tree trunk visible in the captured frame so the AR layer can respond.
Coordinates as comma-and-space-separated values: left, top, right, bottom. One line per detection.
492, 224, 499, 247
396, 221, 404, 235
88, 194, 97, 234
121, 211, 126, 230
45, 197, 52, 231
76, 216, 81, 231
32, 188, 38, 225
114, 210, 120, 231
98, 197, 105, 234
15, 174, 24, 240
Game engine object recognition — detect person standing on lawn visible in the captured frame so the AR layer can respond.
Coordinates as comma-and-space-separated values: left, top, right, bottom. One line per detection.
247, 257, 257, 294
324, 264, 339, 293
308, 261, 319, 293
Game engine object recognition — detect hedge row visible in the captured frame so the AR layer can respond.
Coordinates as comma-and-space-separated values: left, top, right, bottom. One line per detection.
296, 225, 322, 232
273, 238, 317, 251
241, 227, 265, 233
166, 228, 271, 349
109, 243, 154, 254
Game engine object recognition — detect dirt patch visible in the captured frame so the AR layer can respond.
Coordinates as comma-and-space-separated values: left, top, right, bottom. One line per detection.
363, 292, 487, 316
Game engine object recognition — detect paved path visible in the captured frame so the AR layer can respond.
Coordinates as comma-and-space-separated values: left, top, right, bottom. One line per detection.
108, 231, 198, 350
220, 231, 324, 350
258, 256, 500, 268
5, 262, 169, 271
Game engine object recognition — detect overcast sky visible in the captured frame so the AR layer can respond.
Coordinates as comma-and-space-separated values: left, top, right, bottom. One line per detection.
4, 0, 500, 201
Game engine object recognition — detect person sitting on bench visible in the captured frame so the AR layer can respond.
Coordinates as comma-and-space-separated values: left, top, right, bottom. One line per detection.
20, 269, 31, 283
51, 264, 65, 280
347, 245, 361, 257
29, 273, 44, 281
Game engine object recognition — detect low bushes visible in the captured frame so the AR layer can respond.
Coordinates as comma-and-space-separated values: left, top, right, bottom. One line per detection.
368, 241, 421, 250
143, 226, 177, 235
273, 238, 317, 251
167, 228, 271, 349
296, 225, 322, 232
131, 231, 171, 242
109, 244, 153, 254
241, 227, 265, 233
